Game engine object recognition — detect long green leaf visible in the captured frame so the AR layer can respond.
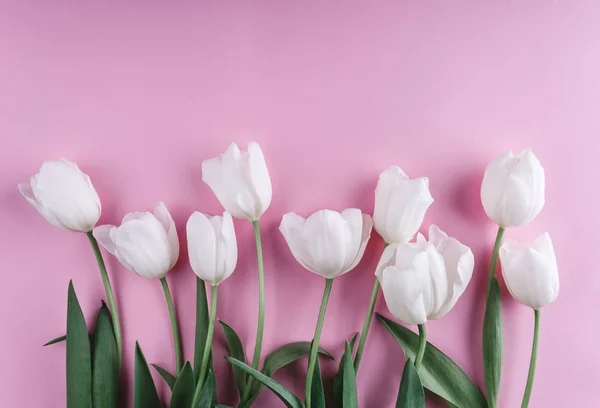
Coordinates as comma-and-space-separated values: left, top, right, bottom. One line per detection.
396, 359, 425, 408
194, 370, 216, 408
44, 334, 66, 346
134, 342, 161, 408
194, 277, 213, 381
341, 341, 358, 408
482, 278, 502, 408
151, 364, 176, 390
66, 281, 93, 408
92, 302, 119, 408
171, 361, 195, 408
348, 332, 359, 352
219, 320, 247, 398
226, 357, 304, 408
311, 351, 326, 408
241, 341, 334, 407
377, 314, 487, 408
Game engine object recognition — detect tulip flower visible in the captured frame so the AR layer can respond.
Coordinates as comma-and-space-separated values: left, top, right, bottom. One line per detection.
280, 208, 372, 407
481, 149, 545, 229
480, 149, 545, 408
499, 233, 558, 407
19, 158, 123, 369
94, 202, 182, 373
19, 158, 101, 232
202, 141, 272, 401
355, 165, 433, 371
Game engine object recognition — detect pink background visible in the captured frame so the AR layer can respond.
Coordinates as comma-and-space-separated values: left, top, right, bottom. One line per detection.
1, 1, 599, 407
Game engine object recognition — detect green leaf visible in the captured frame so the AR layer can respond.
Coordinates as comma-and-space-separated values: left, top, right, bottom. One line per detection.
311, 351, 326, 408
151, 364, 176, 390
171, 361, 195, 408
241, 341, 334, 407
341, 341, 358, 408
482, 278, 502, 408
194, 277, 213, 382
66, 281, 92, 408
348, 332, 359, 352
219, 320, 247, 398
377, 314, 487, 408
44, 334, 66, 346
225, 356, 304, 408
92, 302, 119, 408
134, 342, 161, 408
194, 370, 216, 408
396, 358, 425, 408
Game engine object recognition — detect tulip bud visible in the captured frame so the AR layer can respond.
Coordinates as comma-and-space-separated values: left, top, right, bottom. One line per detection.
279, 209, 373, 279
93, 202, 179, 279
499, 233, 559, 309
376, 225, 474, 325
202, 142, 272, 221
19, 158, 101, 232
187, 211, 238, 286
480, 149, 545, 228
373, 166, 433, 244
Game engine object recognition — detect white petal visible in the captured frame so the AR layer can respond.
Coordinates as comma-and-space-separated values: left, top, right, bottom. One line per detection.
303, 210, 348, 279
279, 212, 320, 275
187, 212, 218, 284
153, 202, 179, 268
373, 166, 409, 243
93, 225, 118, 255
247, 142, 272, 219
342, 212, 373, 273
218, 211, 238, 284
19, 182, 68, 230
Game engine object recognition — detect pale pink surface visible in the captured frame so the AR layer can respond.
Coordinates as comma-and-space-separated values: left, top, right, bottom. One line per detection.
1, 1, 598, 407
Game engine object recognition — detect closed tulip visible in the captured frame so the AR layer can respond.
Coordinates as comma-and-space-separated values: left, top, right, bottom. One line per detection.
376, 225, 474, 325
373, 166, 433, 244
480, 149, 545, 228
19, 158, 101, 232
202, 142, 272, 221
93, 202, 179, 279
279, 209, 373, 279
187, 211, 238, 286
500, 232, 559, 309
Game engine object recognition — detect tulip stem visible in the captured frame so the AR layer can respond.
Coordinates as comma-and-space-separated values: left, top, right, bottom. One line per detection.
353, 279, 380, 372
242, 221, 266, 403
415, 324, 427, 369
87, 231, 123, 371
160, 277, 182, 374
486, 227, 505, 294
521, 309, 540, 408
194, 285, 218, 402
305, 278, 333, 408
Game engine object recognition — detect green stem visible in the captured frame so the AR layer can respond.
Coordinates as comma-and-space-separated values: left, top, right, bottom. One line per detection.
353, 279, 380, 372
86, 231, 122, 371
486, 227, 505, 294
521, 309, 540, 408
193, 285, 218, 404
241, 220, 266, 403
305, 278, 334, 408
160, 277, 182, 374
415, 324, 427, 369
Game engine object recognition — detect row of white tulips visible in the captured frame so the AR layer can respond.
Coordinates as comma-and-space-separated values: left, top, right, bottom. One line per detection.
20, 143, 557, 408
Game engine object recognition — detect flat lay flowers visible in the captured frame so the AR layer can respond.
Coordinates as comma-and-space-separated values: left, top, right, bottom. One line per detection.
20, 143, 557, 408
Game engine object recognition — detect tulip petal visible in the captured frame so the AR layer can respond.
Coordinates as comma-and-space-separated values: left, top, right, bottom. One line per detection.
343, 213, 373, 273
219, 211, 238, 284
247, 141, 272, 217
93, 225, 118, 255
279, 213, 319, 274
19, 182, 68, 229
153, 202, 179, 268
304, 210, 348, 279
187, 212, 217, 284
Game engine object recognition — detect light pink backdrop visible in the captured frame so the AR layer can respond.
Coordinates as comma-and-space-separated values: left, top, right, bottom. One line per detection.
1, 1, 599, 407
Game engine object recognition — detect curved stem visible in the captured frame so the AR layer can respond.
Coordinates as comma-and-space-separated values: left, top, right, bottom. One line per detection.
241, 221, 266, 403
521, 309, 540, 408
486, 227, 505, 294
87, 231, 122, 371
194, 285, 218, 404
305, 278, 333, 408
353, 279, 380, 372
160, 277, 182, 374
415, 324, 427, 369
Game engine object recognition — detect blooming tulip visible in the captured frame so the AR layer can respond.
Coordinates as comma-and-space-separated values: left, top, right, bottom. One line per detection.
93, 202, 179, 279
187, 211, 238, 286
500, 232, 559, 309
480, 149, 545, 228
376, 225, 474, 325
279, 209, 373, 279
373, 166, 434, 244
202, 142, 272, 221
19, 158, 101, 232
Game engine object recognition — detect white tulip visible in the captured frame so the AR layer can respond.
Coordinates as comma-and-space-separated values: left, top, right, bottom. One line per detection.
480, 149, 545, 228
279, 209, 373, 279
500, 233, 559, 309
376, 225, 474, 325
187, 211, 238, 286
93, 202, 179, 279
202, 142, 272, 221
19, 158, 101, 232
373, 166, 433, 244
